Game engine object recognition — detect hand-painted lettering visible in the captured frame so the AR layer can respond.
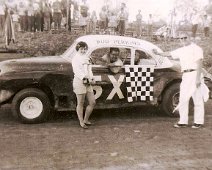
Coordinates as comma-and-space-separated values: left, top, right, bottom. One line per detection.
107, 75, 125, 100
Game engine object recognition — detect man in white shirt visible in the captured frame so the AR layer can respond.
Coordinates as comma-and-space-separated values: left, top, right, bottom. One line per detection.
153, 38, 205, 128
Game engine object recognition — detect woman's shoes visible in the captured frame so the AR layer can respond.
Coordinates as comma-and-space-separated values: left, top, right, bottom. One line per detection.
84, 121, 94, 126
80, 123, 88, 129
79, 121, 93, 129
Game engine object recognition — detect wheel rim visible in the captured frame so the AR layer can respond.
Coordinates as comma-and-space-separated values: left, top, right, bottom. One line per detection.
20, 97, 43, 119
172, 92, 179, 110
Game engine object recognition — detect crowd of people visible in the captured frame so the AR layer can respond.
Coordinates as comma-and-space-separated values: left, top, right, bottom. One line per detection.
0, 0, 211, 47
0, 0, 154, 37
0, 0, 69, 33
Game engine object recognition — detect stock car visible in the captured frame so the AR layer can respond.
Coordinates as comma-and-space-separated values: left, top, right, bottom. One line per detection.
0, 35, 211, 123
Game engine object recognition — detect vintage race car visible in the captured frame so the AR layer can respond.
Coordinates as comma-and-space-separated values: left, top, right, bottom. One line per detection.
0, 35, 211, 123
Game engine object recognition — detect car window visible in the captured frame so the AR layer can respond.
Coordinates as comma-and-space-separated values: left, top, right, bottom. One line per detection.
135, 50, 157, 66
90, 47, 131, 65
62, 41, 77, 60
90, 48, 109, 65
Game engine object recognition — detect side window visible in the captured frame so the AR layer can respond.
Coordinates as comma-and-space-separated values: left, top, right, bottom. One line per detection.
90, 48, 109, 65
121, 48, 131, 65
135, 50, 156, 65
90, 47, 130, 74
90, 47, 131, 65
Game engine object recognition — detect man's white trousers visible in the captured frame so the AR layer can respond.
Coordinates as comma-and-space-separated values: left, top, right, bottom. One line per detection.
178, 71, 204, 124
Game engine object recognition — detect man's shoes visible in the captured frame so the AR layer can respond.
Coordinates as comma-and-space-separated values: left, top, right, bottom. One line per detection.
173, 123, 188, 128
191, 124, 203, 129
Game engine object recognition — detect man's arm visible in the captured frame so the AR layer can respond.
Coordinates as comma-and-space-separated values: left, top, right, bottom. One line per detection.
95, 54, 108, 66
152, 49, 171, 58
108, 58, 123, 67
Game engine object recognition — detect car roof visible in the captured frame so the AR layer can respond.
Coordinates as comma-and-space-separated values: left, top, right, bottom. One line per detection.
76, 35, 162, 52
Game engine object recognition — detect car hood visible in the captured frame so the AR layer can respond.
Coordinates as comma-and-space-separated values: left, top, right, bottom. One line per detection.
0, 56, 71, 74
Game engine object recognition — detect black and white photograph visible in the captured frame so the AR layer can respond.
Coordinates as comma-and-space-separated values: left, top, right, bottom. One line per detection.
0, 0, 212, 169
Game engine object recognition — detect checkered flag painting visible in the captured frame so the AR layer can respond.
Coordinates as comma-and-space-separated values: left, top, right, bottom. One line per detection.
125, 65, 154, 102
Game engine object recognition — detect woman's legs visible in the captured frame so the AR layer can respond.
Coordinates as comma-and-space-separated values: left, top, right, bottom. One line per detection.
84, 92, 96, 124
76, 94, 86, 127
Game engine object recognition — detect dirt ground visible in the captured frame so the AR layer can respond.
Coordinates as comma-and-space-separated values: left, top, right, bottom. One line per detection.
0, 101, 212, 170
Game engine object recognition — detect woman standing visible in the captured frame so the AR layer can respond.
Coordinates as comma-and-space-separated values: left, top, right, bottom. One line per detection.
72, 41, 96, 129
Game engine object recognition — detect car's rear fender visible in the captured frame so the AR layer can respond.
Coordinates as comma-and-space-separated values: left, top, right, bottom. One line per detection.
158, 79, 182, 103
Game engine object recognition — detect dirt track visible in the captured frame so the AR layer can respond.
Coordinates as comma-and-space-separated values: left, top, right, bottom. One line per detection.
0, 102, 212, 170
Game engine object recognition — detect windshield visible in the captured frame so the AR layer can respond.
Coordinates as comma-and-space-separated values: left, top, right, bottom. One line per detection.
61, 41, 77, 61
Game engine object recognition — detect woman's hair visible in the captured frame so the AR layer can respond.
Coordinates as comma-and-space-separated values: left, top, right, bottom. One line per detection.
76, 41, 88, 51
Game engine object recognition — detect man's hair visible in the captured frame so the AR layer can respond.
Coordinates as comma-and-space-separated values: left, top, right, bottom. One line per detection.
109, 48, 120, 53
76, 41, 88, 51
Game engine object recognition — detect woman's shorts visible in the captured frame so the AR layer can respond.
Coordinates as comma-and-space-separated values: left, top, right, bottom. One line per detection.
73, 77, 93, 94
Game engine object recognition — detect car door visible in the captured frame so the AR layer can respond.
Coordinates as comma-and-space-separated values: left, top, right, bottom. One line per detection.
90, 47, 130, 108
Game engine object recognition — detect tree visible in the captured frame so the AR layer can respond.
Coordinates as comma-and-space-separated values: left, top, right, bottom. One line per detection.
173, 0, 207, 21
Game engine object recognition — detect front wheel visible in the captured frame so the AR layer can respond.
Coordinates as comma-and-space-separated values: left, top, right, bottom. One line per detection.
12, 88, 51, 124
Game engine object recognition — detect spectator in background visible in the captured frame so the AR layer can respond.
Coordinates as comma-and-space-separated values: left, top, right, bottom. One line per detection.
90, 11, 97, 34
43, 3, 51, 31
135, 10, 142, 38
99, 6, 108, 34
118, 7, 127, 36
86, 12, 92, 34
17, 1, 27, 31
39, 0, 45, 32
191, 9, 200, 38
202, 14, 210, 38
0, 1, 5, 34
4, 5, 15, 49
27, 2, 35, 32
79, 0, 89, 34
12, 9, 20, 32
108, 11, 117, 35
72, 1, 79, 22
147, 14, 153, 39
52, 0, 62, 30
79, 12, 87, 34
60, 0, 67, 18
34, 2, 42, 32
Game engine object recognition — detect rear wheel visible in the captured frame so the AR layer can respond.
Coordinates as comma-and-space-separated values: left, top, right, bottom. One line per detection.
12, 88, 51, 124
161, 83, 180, 117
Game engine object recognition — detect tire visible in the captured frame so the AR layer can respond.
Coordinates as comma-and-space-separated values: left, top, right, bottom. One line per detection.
12, 88, 51, 124
161, 83, 180, 117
